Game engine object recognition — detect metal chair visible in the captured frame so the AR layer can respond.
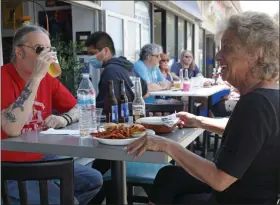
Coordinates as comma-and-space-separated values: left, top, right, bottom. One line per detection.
1, 158, 75, 205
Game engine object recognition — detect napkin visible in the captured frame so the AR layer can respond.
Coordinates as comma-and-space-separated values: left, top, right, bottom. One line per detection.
40, 128, 79, 135
161, 113, 178, 127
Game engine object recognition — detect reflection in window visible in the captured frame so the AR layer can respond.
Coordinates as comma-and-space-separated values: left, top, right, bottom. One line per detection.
187, 22, 193, 52
166, 12, 175, 57
178, 18, 185, 56
107, 15, 123, 56
135, 1, 151, 46
127, 21, 141, 63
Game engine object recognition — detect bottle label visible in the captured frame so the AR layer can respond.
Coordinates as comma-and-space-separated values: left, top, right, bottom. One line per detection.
111, 105, 118, 123
132, 104, 145, 121
121, 103, 129, 119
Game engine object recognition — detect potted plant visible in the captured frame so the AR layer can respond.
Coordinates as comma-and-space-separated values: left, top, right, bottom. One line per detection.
51, 39, 84, 96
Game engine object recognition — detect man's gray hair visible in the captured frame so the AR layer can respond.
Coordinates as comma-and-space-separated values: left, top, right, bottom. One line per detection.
217, 11, 279, 81
139, 43, 163, 60
11, 24, 49, 62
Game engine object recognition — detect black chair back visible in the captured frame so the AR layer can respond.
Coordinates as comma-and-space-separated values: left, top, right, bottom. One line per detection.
1, 158, 74, 205
145, 103, 184, 116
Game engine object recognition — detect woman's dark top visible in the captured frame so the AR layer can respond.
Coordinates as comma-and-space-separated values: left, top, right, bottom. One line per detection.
213, 88, 280, 204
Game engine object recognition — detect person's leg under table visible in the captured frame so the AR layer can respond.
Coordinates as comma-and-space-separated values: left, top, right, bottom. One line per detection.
42, 155, 103, 205
90, 159, 112, 204
149, 165, 213, 204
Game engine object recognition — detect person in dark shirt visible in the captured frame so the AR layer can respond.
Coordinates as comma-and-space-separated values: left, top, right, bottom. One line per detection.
125, 11, 280, 204
84, 31, 148, 111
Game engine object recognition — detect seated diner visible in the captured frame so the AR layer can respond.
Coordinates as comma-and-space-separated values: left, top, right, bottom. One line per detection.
126, 11, 280, 204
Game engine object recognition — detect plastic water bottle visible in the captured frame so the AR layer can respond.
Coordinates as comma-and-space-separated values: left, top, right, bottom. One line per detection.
77, 73, 96, 137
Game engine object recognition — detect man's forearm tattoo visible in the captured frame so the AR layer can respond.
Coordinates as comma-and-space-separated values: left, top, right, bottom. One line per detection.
11, 80, 32, 111
4, 112, 16, 123
4, 80, 33, 123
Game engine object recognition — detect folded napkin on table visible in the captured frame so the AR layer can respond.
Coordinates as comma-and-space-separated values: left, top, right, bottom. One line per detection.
40, 128, 79, 135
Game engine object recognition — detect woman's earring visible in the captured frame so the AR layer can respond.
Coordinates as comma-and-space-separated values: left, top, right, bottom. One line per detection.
251, 68, 256, 73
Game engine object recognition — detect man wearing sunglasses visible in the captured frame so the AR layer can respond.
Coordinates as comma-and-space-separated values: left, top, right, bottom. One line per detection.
1, 25, 102, 204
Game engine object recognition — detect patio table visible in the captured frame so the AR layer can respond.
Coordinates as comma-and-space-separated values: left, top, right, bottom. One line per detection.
149, 84, 230, 113
1, 123, 204, 205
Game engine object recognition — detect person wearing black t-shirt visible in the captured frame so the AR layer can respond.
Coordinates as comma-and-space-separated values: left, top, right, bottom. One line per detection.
125, 11, 280, 204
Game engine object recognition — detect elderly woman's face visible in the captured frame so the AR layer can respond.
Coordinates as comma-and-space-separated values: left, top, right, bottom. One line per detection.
215, 29, 252, 87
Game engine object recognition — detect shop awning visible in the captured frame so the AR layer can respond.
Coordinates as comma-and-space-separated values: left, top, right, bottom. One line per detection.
171, 1, 203, 21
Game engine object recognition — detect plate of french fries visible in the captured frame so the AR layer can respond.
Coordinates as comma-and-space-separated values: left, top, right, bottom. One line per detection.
90, 123, 154, 145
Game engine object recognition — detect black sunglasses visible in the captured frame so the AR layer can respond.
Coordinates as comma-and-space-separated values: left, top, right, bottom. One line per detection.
18, 44, 55, 54
160, 60, 169, 62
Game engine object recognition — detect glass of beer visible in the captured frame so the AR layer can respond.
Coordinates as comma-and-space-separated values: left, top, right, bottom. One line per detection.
48, 47, 61, 78
35, 46, 61, 78
174, 80, 181, 89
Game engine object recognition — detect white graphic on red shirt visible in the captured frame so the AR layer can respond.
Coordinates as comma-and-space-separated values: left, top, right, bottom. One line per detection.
22, 101, 45, 134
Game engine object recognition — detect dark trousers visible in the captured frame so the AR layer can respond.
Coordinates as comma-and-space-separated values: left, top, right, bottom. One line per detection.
211, 100, 238, 117
149, 165, 217, 204
88, 159, 111, 204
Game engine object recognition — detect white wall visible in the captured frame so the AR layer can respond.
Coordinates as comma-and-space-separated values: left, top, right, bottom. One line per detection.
102, 1, 135, 18
71, 5, 96, 41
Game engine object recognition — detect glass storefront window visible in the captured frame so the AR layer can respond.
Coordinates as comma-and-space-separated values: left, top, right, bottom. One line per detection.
166, 12, 175, 57
187, 22, 193, 52
154, 10, 162, 46
135, 1, 151, 46
178, 18, 185, 57
127, 21, 141, 63
107, 15, 124, 56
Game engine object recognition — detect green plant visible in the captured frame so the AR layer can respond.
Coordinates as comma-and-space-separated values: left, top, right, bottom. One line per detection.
51, 39, 84, 96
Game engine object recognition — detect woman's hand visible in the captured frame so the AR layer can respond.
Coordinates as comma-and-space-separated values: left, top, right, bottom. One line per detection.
125, 134, 172, 159
176, 112, 199, 128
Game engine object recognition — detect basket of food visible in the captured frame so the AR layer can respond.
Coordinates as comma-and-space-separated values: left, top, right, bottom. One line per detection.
135, 115, 178, 134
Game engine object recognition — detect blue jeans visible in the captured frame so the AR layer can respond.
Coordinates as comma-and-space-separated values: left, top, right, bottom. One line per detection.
5, 155, 103, 205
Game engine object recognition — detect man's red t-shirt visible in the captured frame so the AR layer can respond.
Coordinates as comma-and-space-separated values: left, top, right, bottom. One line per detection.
1, 63, 77, 162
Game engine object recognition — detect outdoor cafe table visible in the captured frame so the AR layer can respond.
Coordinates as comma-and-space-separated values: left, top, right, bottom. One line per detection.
149, 84, 230, 113
1, 123, 204, 205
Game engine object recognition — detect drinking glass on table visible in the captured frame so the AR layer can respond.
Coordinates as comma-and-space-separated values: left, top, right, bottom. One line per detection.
173, 80, 181, 89
95, 108, 103, 131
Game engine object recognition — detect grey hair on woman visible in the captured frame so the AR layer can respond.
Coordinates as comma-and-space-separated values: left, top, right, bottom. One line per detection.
11, 24, 49, 62
139, 43, 163, 60
217, 11, 279, 81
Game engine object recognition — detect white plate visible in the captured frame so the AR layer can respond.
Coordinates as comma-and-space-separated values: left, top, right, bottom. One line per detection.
131, 129, 155, 138
136, 117, 179, 126
92, 129, 155, 146
92, 136, 139, 146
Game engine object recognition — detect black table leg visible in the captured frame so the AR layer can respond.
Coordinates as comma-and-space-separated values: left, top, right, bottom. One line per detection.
111, 160, 127, 205
188, 96, 195, 113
